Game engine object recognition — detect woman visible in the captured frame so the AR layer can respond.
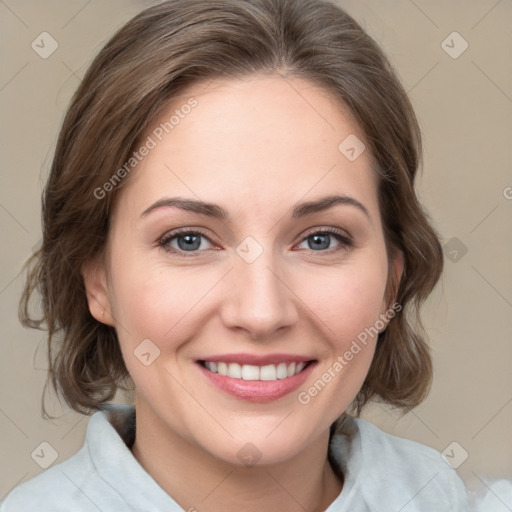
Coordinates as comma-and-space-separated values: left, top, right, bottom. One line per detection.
1, 0, 469, 510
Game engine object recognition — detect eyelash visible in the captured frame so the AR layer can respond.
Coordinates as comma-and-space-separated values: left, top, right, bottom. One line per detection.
157, 227, 353, 257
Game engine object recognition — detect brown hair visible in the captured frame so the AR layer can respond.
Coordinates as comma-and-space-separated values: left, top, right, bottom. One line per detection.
20, 0, 443, 418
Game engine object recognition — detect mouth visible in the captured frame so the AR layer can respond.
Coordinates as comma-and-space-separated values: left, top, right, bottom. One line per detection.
198, 360, 312, 381
196, 354, 317, 402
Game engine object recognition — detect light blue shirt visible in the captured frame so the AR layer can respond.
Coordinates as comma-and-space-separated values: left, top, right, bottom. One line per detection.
1, 404, 470, 511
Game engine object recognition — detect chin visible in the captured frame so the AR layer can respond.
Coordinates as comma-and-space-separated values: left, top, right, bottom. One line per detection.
202, 421, 326, 468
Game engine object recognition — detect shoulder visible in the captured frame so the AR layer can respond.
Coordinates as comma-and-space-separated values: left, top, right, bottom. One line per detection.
0, 406, 134, 512
354, 418, 470, 510
468, 478, 512, 512
330, 417, 470, 511
0, 444, 101, 511
355, 416, 448, 466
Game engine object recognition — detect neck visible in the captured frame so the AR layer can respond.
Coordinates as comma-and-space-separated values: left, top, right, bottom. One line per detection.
130, 397, 343, 512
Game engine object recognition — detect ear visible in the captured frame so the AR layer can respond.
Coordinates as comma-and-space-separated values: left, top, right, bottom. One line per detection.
379, 249, 404, 329
81, 256, 115, 327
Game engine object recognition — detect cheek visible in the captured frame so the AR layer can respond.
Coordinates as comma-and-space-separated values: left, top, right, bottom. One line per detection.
301, 259, 388, 341
292, 265, 386, 417
108, 265, 208, 392
111, 266, 207, 340
110, 245, 388, 344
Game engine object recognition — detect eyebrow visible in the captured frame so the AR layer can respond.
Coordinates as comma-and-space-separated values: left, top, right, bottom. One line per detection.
140, 194, 371, 221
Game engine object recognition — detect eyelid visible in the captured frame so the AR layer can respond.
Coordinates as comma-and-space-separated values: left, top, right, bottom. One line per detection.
298, 226, 352, 243
294, 226, 353, 252
157, 227, 219, 256
157, 226, 353, 256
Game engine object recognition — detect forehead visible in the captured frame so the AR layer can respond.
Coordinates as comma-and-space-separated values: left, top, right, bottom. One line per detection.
115, 74, 380, 223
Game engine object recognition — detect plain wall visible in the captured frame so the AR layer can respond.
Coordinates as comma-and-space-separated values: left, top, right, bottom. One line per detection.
1, 0, 511, 501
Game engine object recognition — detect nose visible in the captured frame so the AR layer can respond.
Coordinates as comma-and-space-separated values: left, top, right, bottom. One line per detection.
220, 248, 299, 340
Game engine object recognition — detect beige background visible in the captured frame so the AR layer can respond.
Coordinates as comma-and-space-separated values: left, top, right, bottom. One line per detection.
1, 0, 511, 503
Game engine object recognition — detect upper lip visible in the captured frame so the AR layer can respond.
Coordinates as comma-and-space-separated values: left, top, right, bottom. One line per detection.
197, 353, 315, 366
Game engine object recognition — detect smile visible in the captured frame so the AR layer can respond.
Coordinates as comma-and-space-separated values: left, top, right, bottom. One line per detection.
196, 355, 317, 402
200, 361, 309, 381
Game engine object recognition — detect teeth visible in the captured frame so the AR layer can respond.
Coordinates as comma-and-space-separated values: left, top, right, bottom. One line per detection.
227, 363, 242, 379
217, 362, 228, 376
260, 364, 277, 381
203, 361, 308, 381
241, 365, 259, 380
276, 363, 288, 379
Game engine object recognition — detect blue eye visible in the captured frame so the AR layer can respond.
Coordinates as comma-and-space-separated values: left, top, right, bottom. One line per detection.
158, 227, 352, 256
159, 230, 213, 253
297, 230, 352, 252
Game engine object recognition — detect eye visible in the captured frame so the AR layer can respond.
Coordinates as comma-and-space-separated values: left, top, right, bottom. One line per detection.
158, 229, 214, 255
157, 227, 353, 256
296, 228, 352, 252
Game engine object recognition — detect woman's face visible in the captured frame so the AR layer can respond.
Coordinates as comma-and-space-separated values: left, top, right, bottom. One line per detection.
85, 74, 402, 465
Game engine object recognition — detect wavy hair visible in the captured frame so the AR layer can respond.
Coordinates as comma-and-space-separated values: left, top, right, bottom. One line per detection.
20, 0, 443, 418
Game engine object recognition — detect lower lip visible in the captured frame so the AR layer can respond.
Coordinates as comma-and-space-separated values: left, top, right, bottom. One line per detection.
197, 362, 316, 402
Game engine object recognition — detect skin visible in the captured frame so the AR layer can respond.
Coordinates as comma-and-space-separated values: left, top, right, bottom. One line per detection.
83, 73, 403, 512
